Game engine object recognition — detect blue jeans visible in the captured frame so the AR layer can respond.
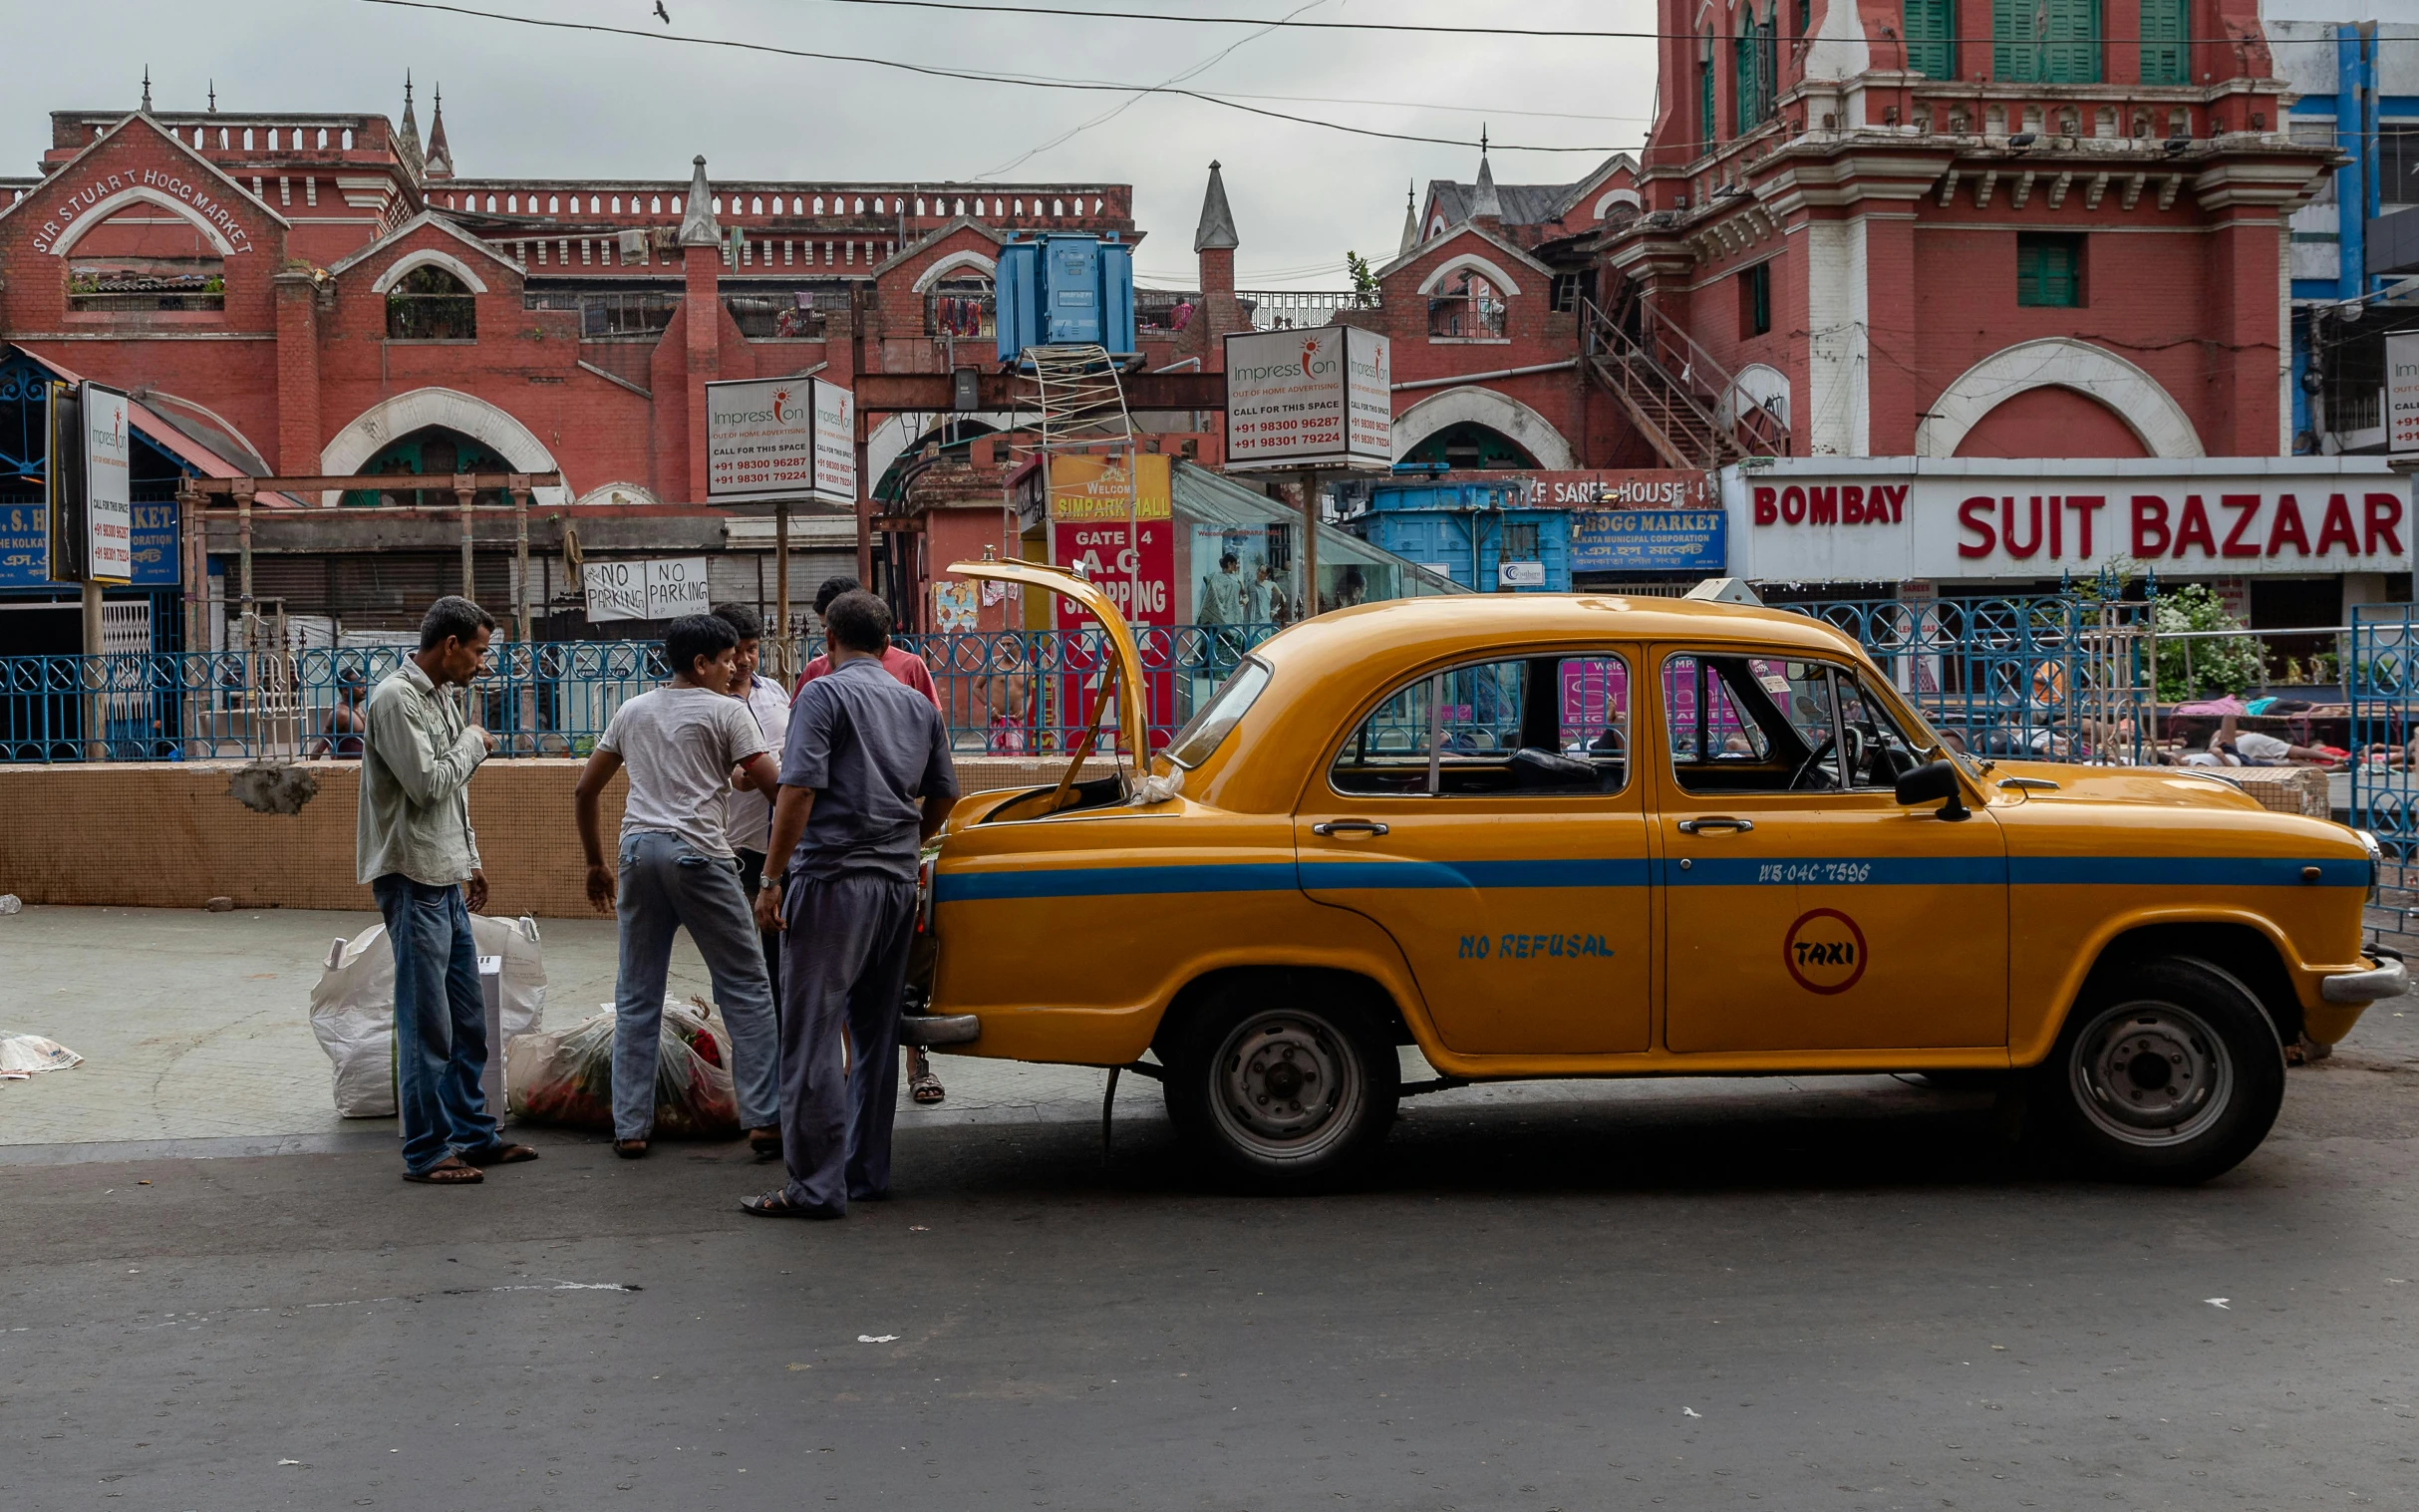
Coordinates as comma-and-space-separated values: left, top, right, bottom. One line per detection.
611, 831, 781, 1141
373, 874, 501, 1175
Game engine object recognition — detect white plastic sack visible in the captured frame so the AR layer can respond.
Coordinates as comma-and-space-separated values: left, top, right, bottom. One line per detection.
308, 914, 547, 1117
0, 1033, 83, 1076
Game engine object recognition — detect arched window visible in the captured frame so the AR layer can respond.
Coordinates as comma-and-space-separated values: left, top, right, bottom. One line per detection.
813, 195, 825, 214
1698, 30, 1717, 150
1401, 421, 1539, 470
1735, 5, 1777, 133
507, 194, 519, 213
548, 195, 559, 214
342, 427, 513, 509
343, 129, 354, 149
386, 264, 476, 341
753, 195, 764, 214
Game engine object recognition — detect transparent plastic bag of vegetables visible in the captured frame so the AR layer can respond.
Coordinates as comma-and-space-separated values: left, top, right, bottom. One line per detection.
508, 997, 739, 1138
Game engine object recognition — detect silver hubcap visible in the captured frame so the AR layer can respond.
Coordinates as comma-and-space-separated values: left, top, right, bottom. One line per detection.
2069, 1001, 2234, 1146
1208, 1013, 1365, 1163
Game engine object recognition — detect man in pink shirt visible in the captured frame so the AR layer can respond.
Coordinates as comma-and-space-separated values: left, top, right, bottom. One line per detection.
795, 577, 941, 709
794, 576, 951, 1107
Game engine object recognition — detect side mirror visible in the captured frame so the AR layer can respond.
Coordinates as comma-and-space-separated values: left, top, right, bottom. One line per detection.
1896, 758, 1970, 821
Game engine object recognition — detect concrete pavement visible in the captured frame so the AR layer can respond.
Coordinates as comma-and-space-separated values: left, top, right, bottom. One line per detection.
4, 906, 2418, 1510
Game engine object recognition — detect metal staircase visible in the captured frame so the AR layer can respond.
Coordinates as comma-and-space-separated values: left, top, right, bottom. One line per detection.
1580, 292, 1789, 469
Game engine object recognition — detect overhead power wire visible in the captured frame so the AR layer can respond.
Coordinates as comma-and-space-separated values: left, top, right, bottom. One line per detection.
356, 0, 1621, 151
802, 0, 2393, 43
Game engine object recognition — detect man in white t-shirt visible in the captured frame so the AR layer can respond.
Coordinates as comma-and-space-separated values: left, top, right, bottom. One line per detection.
715, 603, 792, 998
574, 614, 783, 1160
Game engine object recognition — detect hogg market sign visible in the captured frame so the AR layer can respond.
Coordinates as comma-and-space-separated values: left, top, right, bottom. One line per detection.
1719, 458, 2413, 582
30, 170, 257, 255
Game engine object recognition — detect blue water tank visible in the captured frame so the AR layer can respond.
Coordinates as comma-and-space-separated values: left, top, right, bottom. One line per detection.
996, 235, 1136, 363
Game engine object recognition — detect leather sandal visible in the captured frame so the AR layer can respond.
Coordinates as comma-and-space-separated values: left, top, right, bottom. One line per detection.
741, 1188, 842, 1219
402, 1156, 483, 1185
614, 1138, 649, 1159
748, 1126, 783, 1160
463, 1142, 540, 1167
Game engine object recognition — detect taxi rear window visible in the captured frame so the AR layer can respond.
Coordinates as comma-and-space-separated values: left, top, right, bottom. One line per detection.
1165, 658, 1272, 769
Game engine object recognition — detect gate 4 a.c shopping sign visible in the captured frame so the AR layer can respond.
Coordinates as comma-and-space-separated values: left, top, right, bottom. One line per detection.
1721, 459, 2414, 581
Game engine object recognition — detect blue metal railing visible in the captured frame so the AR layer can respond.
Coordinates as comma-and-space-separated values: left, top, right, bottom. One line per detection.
0, 625, 1283, 763
2351, 603, 2419, 859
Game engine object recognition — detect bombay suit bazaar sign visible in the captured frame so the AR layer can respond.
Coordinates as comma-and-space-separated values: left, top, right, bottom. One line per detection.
1719, 458, 2413, 581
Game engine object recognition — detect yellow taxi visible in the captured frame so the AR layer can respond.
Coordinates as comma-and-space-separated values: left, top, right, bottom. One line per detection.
914, 559, 2403, 1188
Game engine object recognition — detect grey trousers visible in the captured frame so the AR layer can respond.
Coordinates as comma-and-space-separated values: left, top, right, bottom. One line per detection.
777, 871, 920, 1211
612, 830, 781, 1140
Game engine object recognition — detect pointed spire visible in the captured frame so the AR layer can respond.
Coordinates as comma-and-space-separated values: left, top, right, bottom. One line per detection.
679, 154, 723, 246
1398, 179, 1420, 256
207, 80, 217, 113
398, 71, 426, 179
1469, 133, 1503, 224
141, 66, 152, 115
1193, 159, 1238, 253
425, 81, 454, 179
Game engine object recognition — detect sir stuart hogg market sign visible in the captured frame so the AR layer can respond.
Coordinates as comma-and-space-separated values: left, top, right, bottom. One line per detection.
1721, 459, 2414, 581
29, 168, 257, 255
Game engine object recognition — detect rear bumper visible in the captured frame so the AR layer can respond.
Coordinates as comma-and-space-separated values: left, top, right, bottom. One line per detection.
2320, 959, 2409, 1005
901, 1013, 981, 1047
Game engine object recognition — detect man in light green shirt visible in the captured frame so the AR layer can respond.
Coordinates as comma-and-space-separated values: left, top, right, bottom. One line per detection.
358, 596, 533, 1186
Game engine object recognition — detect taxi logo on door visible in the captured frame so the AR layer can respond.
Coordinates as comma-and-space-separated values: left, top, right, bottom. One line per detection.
1783, 908, 1867, 995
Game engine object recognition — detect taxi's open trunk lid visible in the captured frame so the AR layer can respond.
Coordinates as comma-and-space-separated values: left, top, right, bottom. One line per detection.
947, 555, 1148, 821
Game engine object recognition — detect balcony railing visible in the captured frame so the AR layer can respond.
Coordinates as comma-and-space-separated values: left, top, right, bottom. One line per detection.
1239, 289, 1368, 331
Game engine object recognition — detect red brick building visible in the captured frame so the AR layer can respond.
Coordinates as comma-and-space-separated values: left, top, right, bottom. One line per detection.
0, 87, 1248, 654
1336, 3, 2406, 622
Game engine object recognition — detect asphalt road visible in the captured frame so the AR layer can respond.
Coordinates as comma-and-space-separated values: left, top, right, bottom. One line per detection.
7, 1016, 2419, 1512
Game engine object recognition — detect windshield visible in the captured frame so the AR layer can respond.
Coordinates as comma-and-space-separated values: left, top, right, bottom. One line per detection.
1165, 657, 1272, 769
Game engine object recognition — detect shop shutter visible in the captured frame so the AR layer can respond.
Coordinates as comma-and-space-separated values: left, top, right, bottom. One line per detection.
1994, 0, 2101, 84
1903, 0, 1956, 79
2138, 0, 2187, 85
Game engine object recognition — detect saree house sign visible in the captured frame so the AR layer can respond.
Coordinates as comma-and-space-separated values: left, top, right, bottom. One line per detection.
1721, 459, 2414, 581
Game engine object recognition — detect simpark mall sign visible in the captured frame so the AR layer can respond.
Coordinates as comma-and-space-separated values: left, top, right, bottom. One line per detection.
1719, 457, 2413, 582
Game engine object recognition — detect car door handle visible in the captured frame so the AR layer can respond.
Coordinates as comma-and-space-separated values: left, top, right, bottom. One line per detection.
1676, 816, 1754, 834
1312, 819, 1390, 837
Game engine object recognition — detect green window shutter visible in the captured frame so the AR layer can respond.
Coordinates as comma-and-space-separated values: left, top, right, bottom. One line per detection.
1904, 0, 1956, 79
1735, 20, 1756, 134
1700, 49, 1716, 148
2016, 234, 2082, 307
2139, 0, 2187, 85
1995, 0, 2100, 84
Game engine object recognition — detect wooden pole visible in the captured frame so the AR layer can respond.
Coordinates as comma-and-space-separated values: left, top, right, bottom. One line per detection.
776, 496, 791, 676
82, 580, 105, 761
235, 483, 254, 655
1300, 470, 1321, 620
510, 480, 531, 643
454, 475, 476, 597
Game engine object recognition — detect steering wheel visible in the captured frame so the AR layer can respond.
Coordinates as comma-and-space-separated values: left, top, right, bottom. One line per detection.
1789, 734, 1836, 790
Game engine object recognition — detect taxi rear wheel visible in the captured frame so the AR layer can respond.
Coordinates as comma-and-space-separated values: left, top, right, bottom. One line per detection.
1162, 987, 1399, 1189
2032, 956, 2284, 1184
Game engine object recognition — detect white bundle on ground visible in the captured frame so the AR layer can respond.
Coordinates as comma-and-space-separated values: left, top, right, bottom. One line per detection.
506, 998, 738, 1139
308, 914, 547, 1117
0, 1033, 82, 1076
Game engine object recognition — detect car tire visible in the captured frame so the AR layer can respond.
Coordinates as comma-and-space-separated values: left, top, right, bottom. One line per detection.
1161, 982, 1400, 1190
2030, 955, 2285, 1185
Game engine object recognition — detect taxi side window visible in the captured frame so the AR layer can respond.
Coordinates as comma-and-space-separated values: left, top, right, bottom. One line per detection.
1663, 653, 1922, 795
1332, 653, 1630, 798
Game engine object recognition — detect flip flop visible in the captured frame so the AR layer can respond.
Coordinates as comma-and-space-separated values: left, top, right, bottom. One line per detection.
740, 1188, 842, 1220
462, 1142, 540, 1167
909, 1062, 946, 1106
402, 1156, 482, 1185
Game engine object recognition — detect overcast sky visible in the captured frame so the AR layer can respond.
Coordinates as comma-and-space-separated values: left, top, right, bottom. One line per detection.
4, 0, 1660, 287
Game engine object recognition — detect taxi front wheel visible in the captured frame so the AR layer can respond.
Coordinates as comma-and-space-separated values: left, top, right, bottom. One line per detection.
1162, 986, 1400, 1190
2032, 956, 2286, 1185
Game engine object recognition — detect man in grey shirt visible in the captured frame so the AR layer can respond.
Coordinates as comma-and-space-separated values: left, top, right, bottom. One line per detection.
358, 596, 535, 1185
575, 614, 783, 1159
745, 591, 959, 1218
